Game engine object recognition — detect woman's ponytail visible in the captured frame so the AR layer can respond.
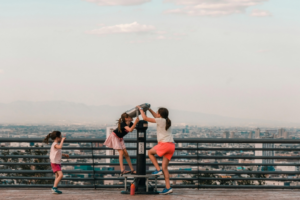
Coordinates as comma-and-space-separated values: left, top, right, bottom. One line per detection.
43, 133, 51, 144
43, 131, 61, 144
166, 117, 171, 131
158, 107, 171, 130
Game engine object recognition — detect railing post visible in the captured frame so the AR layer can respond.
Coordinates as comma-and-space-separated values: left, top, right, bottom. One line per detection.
91, 142, 96, 189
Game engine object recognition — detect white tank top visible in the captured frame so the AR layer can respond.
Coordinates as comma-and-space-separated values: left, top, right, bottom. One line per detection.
49, 142, 62, 164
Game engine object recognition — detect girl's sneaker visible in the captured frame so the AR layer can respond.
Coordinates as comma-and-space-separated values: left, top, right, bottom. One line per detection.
160, 187, 173, 195
51, 187, 62, 194
152, 170, 163, 175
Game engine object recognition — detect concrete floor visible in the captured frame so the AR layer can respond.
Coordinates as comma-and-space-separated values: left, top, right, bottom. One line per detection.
1, 188, 300, 200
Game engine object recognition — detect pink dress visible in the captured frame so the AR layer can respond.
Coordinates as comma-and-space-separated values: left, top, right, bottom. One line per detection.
104, 132, 126, 150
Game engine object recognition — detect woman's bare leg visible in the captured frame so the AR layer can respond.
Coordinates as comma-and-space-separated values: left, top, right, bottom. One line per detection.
123, 149, 135, 172
117, 149, 124, 171
148, 148, 160, 171
162, 156, 171, 189
53, 171, 63, 187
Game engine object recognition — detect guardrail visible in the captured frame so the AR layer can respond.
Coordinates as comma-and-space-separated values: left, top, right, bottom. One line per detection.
1, 138, 300, 189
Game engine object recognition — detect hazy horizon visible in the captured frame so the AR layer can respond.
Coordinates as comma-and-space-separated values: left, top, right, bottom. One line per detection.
0, 0, 299, 125
0, 100, 298, 127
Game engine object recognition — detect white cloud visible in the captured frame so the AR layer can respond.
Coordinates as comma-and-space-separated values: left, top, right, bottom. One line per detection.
251, 9, 272, 17
87, 22, 155, 35
164, 0, 269, 16
84, 0, 150, 6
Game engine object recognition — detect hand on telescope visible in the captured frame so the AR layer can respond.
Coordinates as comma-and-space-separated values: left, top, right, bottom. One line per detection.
136, 117, 140, 122
136, 105, 141, 109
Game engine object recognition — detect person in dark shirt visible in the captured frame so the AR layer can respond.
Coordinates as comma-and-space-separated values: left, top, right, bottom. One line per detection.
104, 112, 139, 175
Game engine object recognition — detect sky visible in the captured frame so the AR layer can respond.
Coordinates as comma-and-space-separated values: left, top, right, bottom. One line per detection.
0, 0, 299, 124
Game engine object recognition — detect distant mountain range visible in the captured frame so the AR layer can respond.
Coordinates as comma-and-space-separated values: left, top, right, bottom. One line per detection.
0, 101, 297, 127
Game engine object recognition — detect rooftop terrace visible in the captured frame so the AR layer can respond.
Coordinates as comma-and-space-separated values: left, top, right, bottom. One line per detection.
2, 188, 300, 200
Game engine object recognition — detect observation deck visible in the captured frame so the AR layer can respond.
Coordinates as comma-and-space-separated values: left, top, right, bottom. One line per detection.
1, 138, 300, 199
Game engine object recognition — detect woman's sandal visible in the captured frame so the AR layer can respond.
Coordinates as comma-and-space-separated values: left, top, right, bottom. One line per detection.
131, 170, 137, 174
120, 170, 130, 176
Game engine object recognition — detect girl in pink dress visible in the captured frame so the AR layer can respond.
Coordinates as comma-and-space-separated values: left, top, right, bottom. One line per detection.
104, 113, 139, 175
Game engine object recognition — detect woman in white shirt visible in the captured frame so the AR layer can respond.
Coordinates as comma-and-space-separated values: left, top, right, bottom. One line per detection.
137, 106, 175, 195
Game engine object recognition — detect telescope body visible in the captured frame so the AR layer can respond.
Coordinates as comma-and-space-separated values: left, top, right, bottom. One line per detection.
126, 103, 151, 118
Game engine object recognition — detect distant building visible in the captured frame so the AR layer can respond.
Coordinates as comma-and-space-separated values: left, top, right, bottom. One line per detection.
248, 131, 254, 139
185, 125, 189, 134
255, 143, 263, 164
106, 127, 116, 163
223, 131, 229, 139
229, 131, 235, 138
283, 131, 289, 139
255, 141, 274, 165
278, 128, 285, 138
262, 143, 274, 164
255, 128, 260, 139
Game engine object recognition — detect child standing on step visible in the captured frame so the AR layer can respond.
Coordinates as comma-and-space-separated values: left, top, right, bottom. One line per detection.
104, 113, 139, 175
137, 106, 175, 195
43, 131, 69, 194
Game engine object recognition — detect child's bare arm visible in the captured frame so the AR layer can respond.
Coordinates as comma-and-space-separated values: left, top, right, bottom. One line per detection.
148, 108, 158, 118
137, 106, 156, 123
54, 138, 66, 149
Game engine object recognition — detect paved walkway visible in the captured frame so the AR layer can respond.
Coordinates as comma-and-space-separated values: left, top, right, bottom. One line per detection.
1, 189, 300, 200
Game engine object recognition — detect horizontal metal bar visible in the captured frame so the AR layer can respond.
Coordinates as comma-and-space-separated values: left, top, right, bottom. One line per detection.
1, 138, 300, 143
198, 178, 300, 181
197, 156, 300, 159
0, 170, 94, 174
0, 184, 198, 189
0, 177, 199, 181
3, 170, 297, 175
0, 177, 95, 181
1, 162, 300, 167
197, 148, 300, 151
195, 170, 300, 174
0, 147, 138, 151
1, 155, 299, 159
2, 147, 299, 151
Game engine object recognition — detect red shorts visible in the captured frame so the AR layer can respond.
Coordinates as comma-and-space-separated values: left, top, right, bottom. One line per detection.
154, 142, 175, 161
51, 163, 61, 173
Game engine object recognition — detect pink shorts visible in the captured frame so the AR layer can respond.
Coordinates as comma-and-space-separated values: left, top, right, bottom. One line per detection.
154, 142, 175, 161
51, 163, 61, 173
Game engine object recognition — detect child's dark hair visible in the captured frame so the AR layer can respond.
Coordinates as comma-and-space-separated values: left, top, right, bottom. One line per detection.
43, 131, 62, 144
117, 113, 130, 133
158, 108, 171, 130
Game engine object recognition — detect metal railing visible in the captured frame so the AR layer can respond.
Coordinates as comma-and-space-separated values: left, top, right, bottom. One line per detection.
1, 138, 300, 189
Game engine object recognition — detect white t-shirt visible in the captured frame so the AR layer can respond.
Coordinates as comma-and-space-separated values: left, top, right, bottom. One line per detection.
49, 142, 62, 164
155, 118, 175, 143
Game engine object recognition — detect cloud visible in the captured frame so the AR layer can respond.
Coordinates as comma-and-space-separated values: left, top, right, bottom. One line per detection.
87, 22, 156, 35
164, 0, 269, 16
84, 0, 151, 6
251, 9, 272, 17
0, 69, 4, 74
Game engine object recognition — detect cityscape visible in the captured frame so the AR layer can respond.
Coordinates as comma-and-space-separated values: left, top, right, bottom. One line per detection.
1, 124, 300, 187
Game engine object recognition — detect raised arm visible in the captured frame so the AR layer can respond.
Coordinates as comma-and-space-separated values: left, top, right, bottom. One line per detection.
54, 137, 66, 149
148, 108, 158, 118
136, 106, 156, 123
124, 117, 139, 132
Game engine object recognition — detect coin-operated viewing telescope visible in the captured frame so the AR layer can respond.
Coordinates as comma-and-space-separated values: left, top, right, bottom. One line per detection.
121, 103, 159, 195
125, 103, 151, 118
